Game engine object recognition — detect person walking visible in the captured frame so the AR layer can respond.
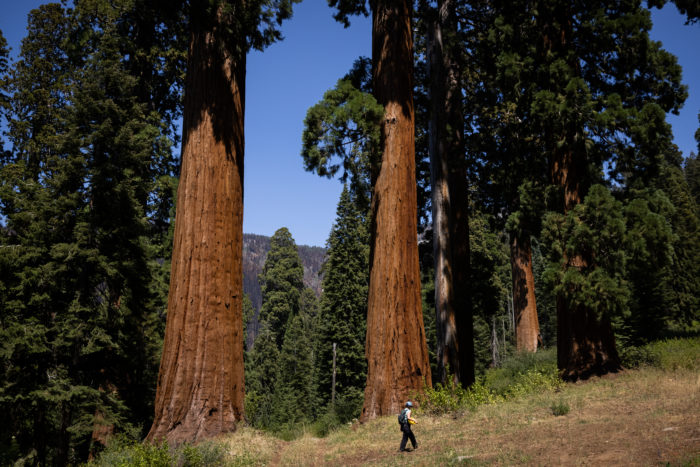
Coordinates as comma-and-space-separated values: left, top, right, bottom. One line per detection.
398, 401, 418, 452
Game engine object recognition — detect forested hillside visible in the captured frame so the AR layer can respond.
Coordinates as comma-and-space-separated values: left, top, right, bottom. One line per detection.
242, 233, 325, 348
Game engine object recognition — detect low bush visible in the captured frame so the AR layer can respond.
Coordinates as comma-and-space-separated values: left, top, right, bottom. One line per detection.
550, 400, 570, 416
620, 337, 700, 370
417, 349, 563, 416
87, 436, 228, 467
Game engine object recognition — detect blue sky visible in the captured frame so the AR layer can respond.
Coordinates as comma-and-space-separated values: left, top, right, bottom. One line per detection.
1, 2, 698, 247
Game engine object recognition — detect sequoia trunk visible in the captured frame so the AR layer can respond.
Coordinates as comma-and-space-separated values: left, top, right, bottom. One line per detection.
510, 233, 540, 352
147, 2, 245, 445
427, 0, 473, 386
362, 0, 432, 421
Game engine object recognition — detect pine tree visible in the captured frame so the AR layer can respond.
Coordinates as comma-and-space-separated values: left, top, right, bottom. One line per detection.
316, 186, 369, 419
272, 288, 319, 427
244, 324, 280, 429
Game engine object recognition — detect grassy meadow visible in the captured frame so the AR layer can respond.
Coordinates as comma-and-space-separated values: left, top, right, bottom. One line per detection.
90, 338, 700, 466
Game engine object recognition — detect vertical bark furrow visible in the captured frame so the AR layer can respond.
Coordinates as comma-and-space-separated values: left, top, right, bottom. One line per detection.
362, 0, 431, 421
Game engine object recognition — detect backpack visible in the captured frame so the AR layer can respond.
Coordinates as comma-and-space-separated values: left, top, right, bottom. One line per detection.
398, 408, 409, 425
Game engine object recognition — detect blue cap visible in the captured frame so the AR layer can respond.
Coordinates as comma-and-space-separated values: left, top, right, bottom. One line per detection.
406, 401, 413, 407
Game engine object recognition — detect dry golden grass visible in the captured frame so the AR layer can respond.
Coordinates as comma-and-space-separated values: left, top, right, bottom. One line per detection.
218, 366, 700, 466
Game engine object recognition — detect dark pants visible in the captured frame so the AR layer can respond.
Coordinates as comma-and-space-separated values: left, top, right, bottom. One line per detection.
399, 423, 417, 451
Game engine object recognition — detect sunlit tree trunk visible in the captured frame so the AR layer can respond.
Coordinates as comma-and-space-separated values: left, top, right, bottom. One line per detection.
147, 1, 245, 445
510, 233, 540, 352
362, 0, 432, 421
427, 0, 473, 386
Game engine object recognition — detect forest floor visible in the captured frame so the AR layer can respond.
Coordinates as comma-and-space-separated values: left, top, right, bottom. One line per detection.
219, 365, 699, 466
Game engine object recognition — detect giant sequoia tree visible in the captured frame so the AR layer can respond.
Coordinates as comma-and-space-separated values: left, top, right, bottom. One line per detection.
147, 0, 298, 445
530, 0, 685, 379
330, 0, 432, 419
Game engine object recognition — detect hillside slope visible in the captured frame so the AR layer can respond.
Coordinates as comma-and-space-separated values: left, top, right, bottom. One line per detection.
242, 233, 325, 348
218, 365, 699, 466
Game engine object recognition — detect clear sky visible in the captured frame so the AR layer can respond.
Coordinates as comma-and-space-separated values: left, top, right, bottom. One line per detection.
1, 2, 698, 247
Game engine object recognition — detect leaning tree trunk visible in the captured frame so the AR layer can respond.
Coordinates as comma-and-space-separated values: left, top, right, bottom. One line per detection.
361, 0, 432, 421
551, 145, 621, 380
510, 233, 540, 353
147, 2, 245, 445
427, 0, 473, 386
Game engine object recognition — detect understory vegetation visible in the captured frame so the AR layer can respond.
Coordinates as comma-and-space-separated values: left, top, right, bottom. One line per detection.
88, 336, 700, 466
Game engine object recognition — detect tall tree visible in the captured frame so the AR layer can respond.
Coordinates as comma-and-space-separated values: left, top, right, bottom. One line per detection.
329, 0, 432, 419
0, 2, 182, 461
530, 0, 685, 379
424, 0, 473, 384
257, 227, 305, 346
316, 186, 369, 416
271, 288, 319, 426
147, 0, 298, 445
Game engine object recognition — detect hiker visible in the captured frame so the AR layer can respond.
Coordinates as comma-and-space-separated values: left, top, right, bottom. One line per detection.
398, 401, 418, 452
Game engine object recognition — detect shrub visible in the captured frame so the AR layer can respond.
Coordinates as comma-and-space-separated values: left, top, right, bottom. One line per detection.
417, 376, 501, 415
484, 348, 563, 397
88, 437, 228, 467
620, 337, 700, 371
550, 400, 570, 416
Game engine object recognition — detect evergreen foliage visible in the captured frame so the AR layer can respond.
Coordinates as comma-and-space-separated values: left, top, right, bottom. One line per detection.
258, 227, 305, 346
301, 60, 382, 212
0, 2, 180, 462
315, 186, 369, 418
542, 185, 629, 329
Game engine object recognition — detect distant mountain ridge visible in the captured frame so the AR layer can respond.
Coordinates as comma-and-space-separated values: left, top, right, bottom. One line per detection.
243, 233, 325, 347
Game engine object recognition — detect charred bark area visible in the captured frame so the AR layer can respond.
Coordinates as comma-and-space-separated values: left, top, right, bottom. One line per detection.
362, 0, 432, 421
427, 0, 473, 387
510, 234, 540, 353
147, 2, 245, 445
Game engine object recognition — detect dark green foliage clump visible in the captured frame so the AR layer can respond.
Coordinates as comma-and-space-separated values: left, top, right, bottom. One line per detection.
315, 186, 369, 419
0, 2, 182, 463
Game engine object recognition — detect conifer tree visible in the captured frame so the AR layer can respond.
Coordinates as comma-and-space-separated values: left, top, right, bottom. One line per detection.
480, 0, 686, 379
0, 2, 182, 461
272, 288, 319, 426
316, 186, 369, 417
258, 227, 305, 345
423, 0, 473, 384
244, 324, 280, 429
330, 0, 432, 421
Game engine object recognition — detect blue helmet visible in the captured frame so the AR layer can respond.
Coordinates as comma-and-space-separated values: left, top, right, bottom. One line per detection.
405, 401, 413, 407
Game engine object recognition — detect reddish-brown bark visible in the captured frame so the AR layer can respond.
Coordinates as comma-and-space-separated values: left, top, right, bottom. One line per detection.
146, 3, 245, 445
427, 0, 473, 386
510, 234, 540, 353
361, 0, 432, 421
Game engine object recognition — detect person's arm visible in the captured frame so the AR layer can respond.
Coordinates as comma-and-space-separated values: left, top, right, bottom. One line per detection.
407, 409, 417, 424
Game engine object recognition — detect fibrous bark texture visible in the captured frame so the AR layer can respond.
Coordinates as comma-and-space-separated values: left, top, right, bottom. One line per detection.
427, 0, 473, 386
510, 234, 540, 352
362, 0, 432, 421
147, 4, 245, 445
